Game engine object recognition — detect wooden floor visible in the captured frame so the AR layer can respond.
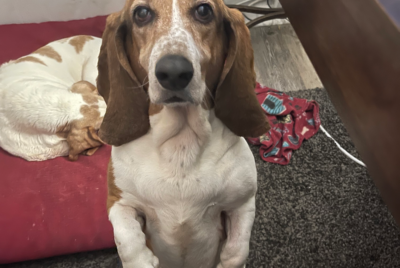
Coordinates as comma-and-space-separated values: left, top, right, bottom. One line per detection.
251, 24, 323, 92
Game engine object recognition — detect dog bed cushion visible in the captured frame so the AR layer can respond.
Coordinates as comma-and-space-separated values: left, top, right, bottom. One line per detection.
0, 16, 115, 264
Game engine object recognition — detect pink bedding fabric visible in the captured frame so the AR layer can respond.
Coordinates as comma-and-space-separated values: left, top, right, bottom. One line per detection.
0, 16, 115, 264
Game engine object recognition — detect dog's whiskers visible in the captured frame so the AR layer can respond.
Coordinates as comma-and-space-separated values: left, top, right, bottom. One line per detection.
127, 76, 149, 89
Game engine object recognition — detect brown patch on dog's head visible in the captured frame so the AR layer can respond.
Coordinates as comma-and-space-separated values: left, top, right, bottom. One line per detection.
69, 35, 95, 53
15, 56, 46, 66
81, 95, 100, 105
71, 81, 102, 104
71, 81, 97, 93
34, 46, 62, 62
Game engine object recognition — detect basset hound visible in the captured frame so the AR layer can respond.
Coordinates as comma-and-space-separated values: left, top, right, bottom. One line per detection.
0, 36, 106, 161
98, 0, 270, 268
0, 0, 270, 266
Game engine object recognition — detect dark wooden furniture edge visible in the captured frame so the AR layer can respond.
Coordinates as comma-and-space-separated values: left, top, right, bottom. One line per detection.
279, 0, 400, 224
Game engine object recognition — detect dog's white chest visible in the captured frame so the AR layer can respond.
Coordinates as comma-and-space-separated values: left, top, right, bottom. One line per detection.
110, 122, 257, 268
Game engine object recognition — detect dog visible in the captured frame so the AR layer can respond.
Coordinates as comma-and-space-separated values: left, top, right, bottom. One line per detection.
0, 36, 106, 161
98, 0, 270, 267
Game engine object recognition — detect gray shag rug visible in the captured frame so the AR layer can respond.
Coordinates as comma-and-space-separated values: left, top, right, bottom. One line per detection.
5, 88, 400, 268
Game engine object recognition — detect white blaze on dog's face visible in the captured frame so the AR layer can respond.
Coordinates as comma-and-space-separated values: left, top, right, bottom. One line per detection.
129, 0, 226, 106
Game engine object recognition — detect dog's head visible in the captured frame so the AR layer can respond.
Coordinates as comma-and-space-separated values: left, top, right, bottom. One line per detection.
97, 0, 270, 146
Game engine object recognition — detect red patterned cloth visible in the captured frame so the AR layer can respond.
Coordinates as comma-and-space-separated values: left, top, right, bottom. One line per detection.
247, 83, 321, 165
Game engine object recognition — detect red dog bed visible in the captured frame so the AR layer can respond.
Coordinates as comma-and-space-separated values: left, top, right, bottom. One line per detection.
0, 16, 115, 264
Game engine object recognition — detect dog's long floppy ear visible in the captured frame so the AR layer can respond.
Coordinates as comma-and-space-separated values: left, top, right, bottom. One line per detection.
214, 7, 270, 138
97, 13, 150, 146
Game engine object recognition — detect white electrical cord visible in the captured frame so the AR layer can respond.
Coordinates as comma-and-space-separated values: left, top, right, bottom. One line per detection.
319, 125, 366, 167
230, 2, 362, 167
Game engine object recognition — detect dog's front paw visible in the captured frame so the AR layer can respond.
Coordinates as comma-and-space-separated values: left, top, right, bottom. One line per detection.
121, 248, 159, 268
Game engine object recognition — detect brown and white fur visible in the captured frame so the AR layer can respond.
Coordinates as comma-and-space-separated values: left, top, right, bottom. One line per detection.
0, 36, 106, 161
98, 0, 270, 268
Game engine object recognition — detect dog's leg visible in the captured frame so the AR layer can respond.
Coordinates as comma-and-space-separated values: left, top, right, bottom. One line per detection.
217, 196, 256, 268
109, 203, 159, 268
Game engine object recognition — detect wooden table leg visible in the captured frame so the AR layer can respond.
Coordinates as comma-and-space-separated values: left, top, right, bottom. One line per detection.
279, 0, 400, 224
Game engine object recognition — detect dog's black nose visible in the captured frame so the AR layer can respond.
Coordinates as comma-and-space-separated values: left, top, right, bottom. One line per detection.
155, 55, 194, 91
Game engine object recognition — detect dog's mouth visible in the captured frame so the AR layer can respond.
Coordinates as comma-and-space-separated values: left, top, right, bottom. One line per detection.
157, 92, 195, 106
150, 78, 200, 106
164, 96, 186, 104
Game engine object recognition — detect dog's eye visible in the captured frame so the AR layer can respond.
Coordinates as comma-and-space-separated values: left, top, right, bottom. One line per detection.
195, 4, 213, 23
134, 6, 153, 25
